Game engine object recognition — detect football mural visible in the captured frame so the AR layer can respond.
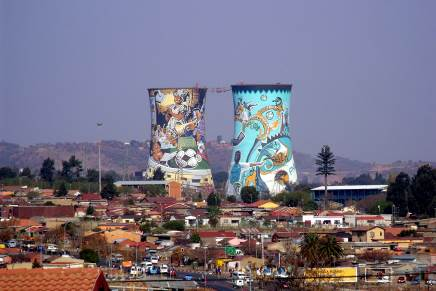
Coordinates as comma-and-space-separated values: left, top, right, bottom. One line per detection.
226, 84, 297, 196
146, 88, 213, 188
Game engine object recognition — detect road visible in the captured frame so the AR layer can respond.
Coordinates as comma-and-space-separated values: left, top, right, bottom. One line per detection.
176, 271, 236, 291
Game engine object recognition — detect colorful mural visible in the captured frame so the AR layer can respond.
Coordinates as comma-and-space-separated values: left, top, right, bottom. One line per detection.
226, 84, 297, 196
147, 88, 213, 188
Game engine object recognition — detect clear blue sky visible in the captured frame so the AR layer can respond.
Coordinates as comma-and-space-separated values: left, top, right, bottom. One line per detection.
1, 0, 435, 163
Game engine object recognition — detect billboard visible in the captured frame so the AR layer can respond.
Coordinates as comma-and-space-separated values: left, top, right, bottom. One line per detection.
226, 84, 297, 196
146, 88, 213, 188
304, 267, 358, 283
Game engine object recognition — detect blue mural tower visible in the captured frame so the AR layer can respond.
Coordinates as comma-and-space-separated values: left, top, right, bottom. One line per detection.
226, 84, 297, 197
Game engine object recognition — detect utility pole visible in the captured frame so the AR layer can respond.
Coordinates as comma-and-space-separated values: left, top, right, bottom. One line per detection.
97, 122, 103, 193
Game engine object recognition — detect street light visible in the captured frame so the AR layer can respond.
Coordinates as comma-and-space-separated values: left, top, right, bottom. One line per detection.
97, 122, 103, 193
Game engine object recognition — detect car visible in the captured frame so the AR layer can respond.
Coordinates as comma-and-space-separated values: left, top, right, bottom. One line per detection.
426, 279, 436, 285
160, 264, 169, 274
147, 266, 160, 275
150, 256, 159, 264
183, 274, 193, 281
130, 266, 142, 276
46, 244, 58, 253
397, 276, 406, 283
232, 279, 245, 288
232, 271, 246, 280
6, 240, 18, 248
169, 269, 177, 277
277, 267, 289, 278
377, 276, 390, 284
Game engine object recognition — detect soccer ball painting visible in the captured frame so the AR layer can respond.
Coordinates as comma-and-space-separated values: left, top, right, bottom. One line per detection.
175, 149, 202, 169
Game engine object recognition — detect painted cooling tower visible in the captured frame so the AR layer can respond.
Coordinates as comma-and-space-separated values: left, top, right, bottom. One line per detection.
146, 88, 213, 189
226, 84, 297, 196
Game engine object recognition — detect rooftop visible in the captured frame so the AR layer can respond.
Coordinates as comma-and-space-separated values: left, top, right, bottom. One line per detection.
311, 185, 388, 191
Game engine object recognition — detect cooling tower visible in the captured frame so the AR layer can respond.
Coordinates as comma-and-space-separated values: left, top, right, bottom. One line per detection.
146, 88, 213, 189
226, 84, 297, 196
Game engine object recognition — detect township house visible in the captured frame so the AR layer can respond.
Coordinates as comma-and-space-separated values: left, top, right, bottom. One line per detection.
0, 268, 109, 291
197, 230, 236, 247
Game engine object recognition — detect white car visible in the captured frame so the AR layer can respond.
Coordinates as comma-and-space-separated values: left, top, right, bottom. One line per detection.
47, 244, 58, 253
377, 276, 390, 283
233, 279, 245, 288
150, 256, 159, 264
160, 264, 169, 274
232, 271, 246, 280
130, 266, 142, 276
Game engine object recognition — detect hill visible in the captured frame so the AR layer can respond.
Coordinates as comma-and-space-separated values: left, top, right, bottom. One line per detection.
0, 141, 434, 183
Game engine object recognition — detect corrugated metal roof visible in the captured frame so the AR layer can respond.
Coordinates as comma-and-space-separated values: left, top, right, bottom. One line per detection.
311, 185, 388, 191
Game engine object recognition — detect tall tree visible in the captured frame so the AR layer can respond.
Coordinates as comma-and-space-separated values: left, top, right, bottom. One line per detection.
86, 169, 99, 183
386, 172, 410, 217
60, 155, 83, 182
101, 181, 118, 200
240, 186, 259, 204
40, 158, 55, 183
315, 145, 336, 210
410, 165, 436, 217
19, 167, 33, 178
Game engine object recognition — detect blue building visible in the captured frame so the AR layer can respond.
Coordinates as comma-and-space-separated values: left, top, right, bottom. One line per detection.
311, 185, 388, 204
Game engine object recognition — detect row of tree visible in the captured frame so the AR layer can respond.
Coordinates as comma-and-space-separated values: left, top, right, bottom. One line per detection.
387, 165, 436, 217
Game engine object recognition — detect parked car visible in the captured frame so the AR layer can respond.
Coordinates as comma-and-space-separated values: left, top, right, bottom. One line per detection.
232, 279, 245, 288
397, 276, 406, 284
6, 240, 18, 248
46, 244, 58, 253
377, 276, 390, 284
183, 274, 193, 281
130, 265, 142, 276
160, 264, 169, 274
169, 268, 177, 277
232, 271, 246, 280
426, 279, 436, 285
147, 266, 160, 275
150, 256, 159, 264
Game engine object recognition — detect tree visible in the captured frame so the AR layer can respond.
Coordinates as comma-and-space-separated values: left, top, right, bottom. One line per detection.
79, 248, 99, 263
19, 167, 33, 178
86, 205, 95, 216
386, 172, 410, 217
207, 193, 221, 207
315, 145, 336, 210
190, 232, 201, 244
101, 181, 118, 200
208, 206, 221, 227
152, 167, 165, 180
86, 169, 99, 183
410, 165, 436, 217
140, 222, 152, 233
55, 182, 68, 197
226, 195, 237, 203
163, 220, 185, 231
318, 236, 343, 266
0, 167, 17, 180
300, 233, 320, 268
40, 158, 55, 183
240, 186, 259, 204
60, 155, 83, 182
26, 191, 40, 201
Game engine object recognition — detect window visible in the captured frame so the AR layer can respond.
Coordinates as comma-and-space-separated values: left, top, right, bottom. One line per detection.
192, 179, 201, 183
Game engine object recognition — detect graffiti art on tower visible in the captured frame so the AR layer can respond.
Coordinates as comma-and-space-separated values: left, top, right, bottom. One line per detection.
147, 88, 213, 188
226, 84, 297, 196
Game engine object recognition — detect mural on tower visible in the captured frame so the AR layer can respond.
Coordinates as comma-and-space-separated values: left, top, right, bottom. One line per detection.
226, 84, 297, 196
147, 88, 213, 188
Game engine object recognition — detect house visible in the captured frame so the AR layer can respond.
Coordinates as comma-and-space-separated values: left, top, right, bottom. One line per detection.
103, 229, 141, 243
351, 226, 385, 242
197, 231, 236, 246
247, 200, 279, 209
344, 214, 391, 227
43, 254, 85, 269
0, 267, 109, 291
77, 193, 107, 207
302, 212, 344, 227
219, 214, 243, 227
11, 206, 75, 219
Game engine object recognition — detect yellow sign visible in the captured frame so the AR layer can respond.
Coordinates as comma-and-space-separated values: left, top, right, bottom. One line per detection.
304, 267, 357, 283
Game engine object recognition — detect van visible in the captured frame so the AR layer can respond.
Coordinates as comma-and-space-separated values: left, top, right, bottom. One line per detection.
232, 271, 246, 280
233, 279, 245, 288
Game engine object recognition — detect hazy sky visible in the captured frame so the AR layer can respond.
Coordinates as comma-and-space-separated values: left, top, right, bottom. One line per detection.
1, 0, 435, 163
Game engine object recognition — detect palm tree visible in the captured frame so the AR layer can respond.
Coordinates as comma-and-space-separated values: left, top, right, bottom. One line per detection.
318, 236, 343, 266
315, 145, 336, 210
299, 233, 320, 267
